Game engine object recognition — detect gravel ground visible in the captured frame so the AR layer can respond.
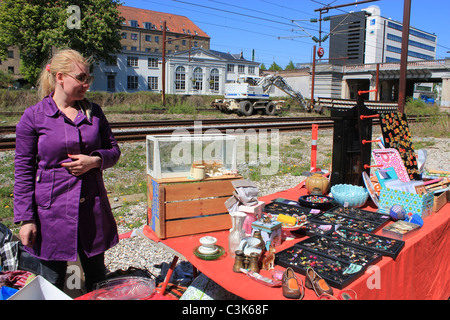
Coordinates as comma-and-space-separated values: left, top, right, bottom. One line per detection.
103, 131, 450, 284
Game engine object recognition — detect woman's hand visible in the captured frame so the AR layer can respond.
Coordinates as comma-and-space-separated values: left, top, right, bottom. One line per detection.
19, 221, 37, 248
61, 154, 102, 176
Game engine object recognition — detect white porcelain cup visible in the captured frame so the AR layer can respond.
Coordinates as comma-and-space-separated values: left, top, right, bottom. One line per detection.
198, 236, 218, 254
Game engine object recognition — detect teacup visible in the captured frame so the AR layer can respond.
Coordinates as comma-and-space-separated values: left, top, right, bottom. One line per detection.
198, 236, 218, 255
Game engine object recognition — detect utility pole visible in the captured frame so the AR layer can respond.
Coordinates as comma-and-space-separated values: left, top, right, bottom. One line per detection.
398, 0, 412, 113
162, 21, 166, 106
309, 0, 380, 107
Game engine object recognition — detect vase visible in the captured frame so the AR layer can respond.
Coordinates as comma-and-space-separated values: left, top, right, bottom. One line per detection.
305, 173, 330, 195
228, 211, 247, 258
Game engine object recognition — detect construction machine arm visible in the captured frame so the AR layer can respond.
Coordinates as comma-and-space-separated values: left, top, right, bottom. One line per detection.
257, 75, 310, 111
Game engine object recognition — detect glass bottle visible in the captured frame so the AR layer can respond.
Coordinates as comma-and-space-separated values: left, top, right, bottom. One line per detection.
228, 211, 247, 258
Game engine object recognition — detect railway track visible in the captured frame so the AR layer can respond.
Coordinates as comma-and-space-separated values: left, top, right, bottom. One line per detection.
0, 114, 433, 150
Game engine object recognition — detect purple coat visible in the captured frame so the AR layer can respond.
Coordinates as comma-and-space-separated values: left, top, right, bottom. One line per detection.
14, 95, 121, 261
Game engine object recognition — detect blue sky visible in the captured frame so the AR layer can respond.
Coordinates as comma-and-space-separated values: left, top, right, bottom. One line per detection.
121, 0, 450, 68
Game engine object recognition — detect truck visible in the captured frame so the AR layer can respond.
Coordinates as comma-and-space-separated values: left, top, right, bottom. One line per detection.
211, 75, 311, 116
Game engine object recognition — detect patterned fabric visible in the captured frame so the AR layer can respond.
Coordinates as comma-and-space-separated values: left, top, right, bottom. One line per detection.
0, 223, 19, 271
380, 113, 420, 180
157, 282, 187, 300
180, 273, 241, 300
0, 241, 19, 271
0, 270, 36, 290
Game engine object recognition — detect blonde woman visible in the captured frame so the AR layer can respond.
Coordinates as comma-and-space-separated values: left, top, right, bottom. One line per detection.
14, 49, 121, 292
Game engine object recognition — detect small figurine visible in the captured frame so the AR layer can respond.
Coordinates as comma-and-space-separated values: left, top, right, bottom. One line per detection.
261, 244, 276, 270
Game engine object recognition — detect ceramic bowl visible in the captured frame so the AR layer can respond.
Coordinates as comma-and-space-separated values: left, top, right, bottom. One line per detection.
243, 246, 262, 257
298, 195, 336, 210
238, 237, 261, 251
330, 184, 369, 208
199, 236, 217, 248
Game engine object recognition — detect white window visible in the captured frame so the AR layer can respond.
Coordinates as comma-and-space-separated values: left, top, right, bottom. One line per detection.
227, 64, 234, 72
238, 65, 245, 73
129, 20, 138, 27
175, 66, 186, 90
148, 58, 158, 68
210, 68, 219, 91
127, 76, 138, 90
249, 66, 255, 74
148, 77, 158, 90
193, 67, 203, 90
127, 56, 138, 67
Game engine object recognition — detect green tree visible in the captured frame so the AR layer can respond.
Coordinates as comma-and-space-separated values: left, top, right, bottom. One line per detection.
285, 60, 296, 70
0, 70, 14, 88
260, 63, 266, 71
268, 61, 282, 71
0, 0, 124, 85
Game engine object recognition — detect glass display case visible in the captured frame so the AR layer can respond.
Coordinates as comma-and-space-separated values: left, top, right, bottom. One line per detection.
146, 133, 237, 179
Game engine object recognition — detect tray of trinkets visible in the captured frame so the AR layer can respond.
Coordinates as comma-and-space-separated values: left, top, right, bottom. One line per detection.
296, 220, 334, 237
263, 198, 320, 220
296, 235, 383, 270
326, 206, 391, 227
328, 227, 405, 259
275, 245, 359, 289
308, 211, 383, 234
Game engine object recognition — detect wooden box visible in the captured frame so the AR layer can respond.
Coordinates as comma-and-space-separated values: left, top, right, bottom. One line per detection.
433, 190, 449, 213
147, 174, 242, 239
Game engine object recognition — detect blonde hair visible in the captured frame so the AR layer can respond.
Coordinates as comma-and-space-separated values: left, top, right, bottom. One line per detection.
37, 49, 91, 100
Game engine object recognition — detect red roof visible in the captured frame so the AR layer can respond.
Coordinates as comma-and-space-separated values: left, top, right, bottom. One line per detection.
118, 5, 210, 39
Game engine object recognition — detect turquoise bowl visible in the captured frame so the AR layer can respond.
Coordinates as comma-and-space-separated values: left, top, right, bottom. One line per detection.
330, 184, 369, 208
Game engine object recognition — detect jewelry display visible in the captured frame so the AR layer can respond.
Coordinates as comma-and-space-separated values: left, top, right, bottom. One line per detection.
310, 212, 380, 233
263, 200, 318, 220
297, 235, 382, 268
329, 227, 405, 259
327, 206, 390, 226
275, 246, 354, 289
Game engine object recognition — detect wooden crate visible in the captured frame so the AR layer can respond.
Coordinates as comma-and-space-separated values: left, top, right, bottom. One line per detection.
147, 175, 242, 239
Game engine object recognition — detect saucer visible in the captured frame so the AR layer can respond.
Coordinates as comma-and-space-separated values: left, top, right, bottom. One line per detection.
198, 245, 218, 255
194, 245, 225, 260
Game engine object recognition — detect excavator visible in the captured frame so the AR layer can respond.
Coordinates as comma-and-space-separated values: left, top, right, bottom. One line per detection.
211, 74, 311, 116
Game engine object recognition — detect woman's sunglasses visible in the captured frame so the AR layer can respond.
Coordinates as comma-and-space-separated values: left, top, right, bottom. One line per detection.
66, 73, 94, 85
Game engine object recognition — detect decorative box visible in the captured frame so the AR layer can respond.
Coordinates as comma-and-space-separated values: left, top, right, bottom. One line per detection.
378, 187, 434, 218
382, 220, 421, 240
251, 220, 282, 250
239, 201, 265, 235
146, 134, 237, 179
433, 190, 449, 212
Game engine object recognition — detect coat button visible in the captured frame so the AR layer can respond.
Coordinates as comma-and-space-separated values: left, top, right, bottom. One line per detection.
80, 198, 85, 203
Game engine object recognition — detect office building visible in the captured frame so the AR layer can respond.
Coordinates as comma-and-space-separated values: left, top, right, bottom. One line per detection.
329, 5, 437, 65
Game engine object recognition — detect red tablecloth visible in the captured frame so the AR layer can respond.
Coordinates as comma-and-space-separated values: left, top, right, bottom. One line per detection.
143, 182, 450, 300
